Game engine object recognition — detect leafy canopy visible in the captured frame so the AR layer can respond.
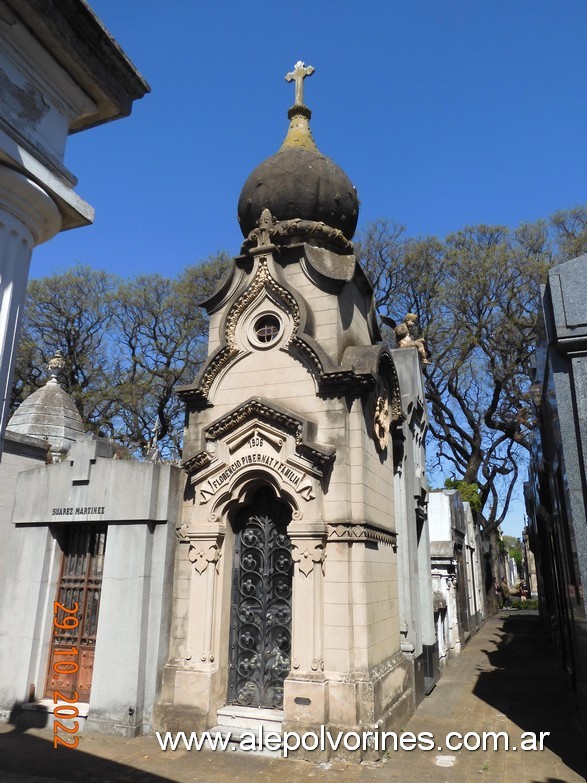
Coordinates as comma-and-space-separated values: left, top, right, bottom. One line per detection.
356, 206, 587, 532
12, 254, 228, 461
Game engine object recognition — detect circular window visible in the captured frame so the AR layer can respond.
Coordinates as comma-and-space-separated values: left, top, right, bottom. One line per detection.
253, 314, 282, 345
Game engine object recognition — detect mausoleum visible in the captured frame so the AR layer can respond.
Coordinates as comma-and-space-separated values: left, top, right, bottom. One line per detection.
154, 63, 417, 757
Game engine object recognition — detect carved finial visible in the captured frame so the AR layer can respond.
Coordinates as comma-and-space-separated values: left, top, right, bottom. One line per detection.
257, 208, 274, 246
285, 61, 314, 107
47, 350, 65, 383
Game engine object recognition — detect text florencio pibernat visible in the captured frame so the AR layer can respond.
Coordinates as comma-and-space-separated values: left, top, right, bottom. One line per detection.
155, 727, 550, 757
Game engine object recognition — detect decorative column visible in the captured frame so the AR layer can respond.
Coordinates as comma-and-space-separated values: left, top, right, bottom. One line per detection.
0, 166, 61, 453
185, 532, 224, 667
286, 531, 327, 725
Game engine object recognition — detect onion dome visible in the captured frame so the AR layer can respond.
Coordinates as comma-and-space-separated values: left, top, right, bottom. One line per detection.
8, 350, 84, 461
237, 61, 359, 242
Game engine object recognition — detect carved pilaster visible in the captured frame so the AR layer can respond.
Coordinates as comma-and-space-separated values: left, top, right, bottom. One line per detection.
290, 534, 326, 675
185, 533, 224, 666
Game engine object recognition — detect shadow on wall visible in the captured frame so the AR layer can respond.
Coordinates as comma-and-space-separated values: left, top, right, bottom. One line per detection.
473, 613, 587, 781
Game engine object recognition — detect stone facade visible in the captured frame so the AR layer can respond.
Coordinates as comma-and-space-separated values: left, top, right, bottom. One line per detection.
154, 241, 412, 755
0, 435, 181, 736
0, 430, 48, 591
463, 502, 485, 631
524, 253, 587, 714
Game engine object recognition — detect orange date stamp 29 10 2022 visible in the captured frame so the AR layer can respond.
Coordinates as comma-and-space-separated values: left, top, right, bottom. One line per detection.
51, 600, 80, 749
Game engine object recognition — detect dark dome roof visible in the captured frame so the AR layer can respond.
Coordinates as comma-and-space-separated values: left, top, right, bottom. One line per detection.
237, 108, 359, 241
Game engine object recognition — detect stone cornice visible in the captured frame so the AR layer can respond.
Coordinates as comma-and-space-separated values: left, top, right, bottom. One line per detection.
327, 522, 397, 547
241, 217, 354, 256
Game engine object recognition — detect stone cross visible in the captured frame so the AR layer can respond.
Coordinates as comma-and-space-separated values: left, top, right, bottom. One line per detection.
285, 61, 314, 106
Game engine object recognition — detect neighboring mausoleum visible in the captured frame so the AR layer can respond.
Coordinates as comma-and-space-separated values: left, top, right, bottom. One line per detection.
524, 252, 587, 716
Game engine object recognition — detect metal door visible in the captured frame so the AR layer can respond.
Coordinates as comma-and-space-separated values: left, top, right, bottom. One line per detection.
228, 488, 292, 709
45, 525, 107, 701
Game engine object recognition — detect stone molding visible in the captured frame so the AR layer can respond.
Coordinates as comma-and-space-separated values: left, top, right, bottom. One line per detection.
327, 523, 397, 548
183, 397, 334, 477
177, 254, 402, 410
0, 165, 61, 245
241, 216, 354, 256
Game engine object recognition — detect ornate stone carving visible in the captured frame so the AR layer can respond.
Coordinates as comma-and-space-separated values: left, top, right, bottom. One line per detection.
225, 259, 296, 348
176, 522, 189, 542
242, 217, 354, 256
256, 208, 276, 248
48, 350, 65, 380
291, 540, 326, 577
373, 395, 390, 451
180, 257, 322, 407
327, 523, 397, 548
395, 314, 430, 365
183, 397, 335, 476
188, 539, 223, 575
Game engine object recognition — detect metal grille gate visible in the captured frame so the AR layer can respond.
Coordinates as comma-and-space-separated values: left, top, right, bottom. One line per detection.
228, 488, 292, 709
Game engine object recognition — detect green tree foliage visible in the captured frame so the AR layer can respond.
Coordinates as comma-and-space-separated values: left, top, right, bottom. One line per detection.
13, 266, 119, 428
500, 534, 523, 572
356, 206, 587, 533
444, 478, 481, 513
12, 254, 229, 461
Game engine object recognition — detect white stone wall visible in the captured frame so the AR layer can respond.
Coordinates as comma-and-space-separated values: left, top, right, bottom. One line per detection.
0, 432, 47, 590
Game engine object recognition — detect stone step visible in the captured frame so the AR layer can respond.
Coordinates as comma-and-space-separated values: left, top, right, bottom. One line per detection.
206, 725, 283, 757
216, 705, 283, 731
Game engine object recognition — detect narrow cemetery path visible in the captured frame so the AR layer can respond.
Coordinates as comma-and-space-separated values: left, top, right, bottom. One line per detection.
388, 610, 587, 782
0, 610, 585, 783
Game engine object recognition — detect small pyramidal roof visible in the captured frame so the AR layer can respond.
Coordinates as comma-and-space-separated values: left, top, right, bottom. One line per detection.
8, 350, 85, 460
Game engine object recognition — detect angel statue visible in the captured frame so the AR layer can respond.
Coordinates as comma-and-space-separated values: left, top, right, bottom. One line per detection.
380, 313, 430, 365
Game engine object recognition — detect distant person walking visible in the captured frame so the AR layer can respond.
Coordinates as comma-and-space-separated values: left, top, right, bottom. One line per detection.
494, 578, 502, 609
500, 577, 511, 609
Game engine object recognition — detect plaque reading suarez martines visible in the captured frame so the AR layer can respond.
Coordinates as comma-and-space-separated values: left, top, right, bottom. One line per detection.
51, 506, 106, 517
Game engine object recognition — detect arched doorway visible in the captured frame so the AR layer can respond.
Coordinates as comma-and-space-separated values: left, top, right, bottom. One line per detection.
228, 486, 292, 709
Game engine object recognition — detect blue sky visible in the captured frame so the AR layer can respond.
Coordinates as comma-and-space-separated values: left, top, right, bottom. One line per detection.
31, 1, 587, 535
33, 0, 587, 280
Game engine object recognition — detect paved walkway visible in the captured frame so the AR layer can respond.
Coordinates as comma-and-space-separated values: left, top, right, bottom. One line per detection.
0, 611, 585, 783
